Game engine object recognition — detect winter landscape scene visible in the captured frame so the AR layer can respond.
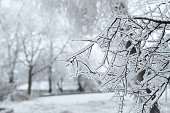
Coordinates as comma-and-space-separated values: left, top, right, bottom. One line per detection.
0, 0, 170, 113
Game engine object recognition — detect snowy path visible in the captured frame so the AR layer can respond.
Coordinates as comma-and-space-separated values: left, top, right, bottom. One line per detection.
0, 93, 117, 113
0, 92, 169, 113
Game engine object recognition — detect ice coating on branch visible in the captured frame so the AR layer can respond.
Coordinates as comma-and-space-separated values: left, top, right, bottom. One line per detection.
67, 1, 170, 113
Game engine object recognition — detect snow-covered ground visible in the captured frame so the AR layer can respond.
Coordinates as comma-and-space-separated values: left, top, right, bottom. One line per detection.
0, 93, 115, 113
0, 92, 169, 113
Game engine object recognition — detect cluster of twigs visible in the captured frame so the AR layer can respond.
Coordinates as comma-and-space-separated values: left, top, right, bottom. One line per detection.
67, 1, 170, 113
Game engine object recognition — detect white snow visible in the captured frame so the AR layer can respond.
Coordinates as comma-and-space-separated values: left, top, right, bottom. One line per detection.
0, 93, 115, 113
17, 81, 49, 90
17, 80, 78, 91
0, 92, 169, 113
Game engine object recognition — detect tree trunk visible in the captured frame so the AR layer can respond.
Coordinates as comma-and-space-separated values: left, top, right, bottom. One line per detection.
48, 66, 52, 93
9, 72, 14, 83
77, 76, 84, 92
27, 66, 33, 95
57, 79, 63, 94
58, 84, 63, 94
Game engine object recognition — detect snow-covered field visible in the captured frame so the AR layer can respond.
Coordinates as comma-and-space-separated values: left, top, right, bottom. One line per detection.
0, 92, 169, 113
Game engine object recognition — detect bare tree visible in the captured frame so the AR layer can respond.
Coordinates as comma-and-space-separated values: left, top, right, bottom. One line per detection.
0, 0, 32, 84
67, 1, 170, 113
0, 17, 20, 84
20, 34, 48, 95
6, 37, 19, 83
47, 37, 69, 93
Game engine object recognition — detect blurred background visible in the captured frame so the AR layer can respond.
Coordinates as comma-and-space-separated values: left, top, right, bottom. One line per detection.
0, 1, 124, 112
0, 0, 128, 100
